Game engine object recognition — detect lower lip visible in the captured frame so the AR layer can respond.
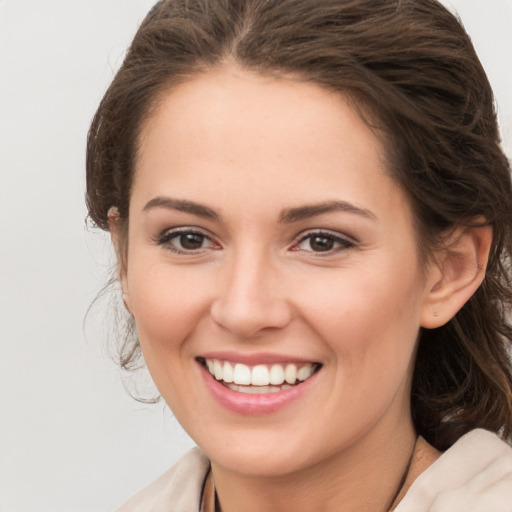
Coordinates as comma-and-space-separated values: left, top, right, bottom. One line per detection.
199, 363, 318, 415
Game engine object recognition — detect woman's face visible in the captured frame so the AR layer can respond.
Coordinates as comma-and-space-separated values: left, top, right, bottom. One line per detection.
121, 68, 437, 477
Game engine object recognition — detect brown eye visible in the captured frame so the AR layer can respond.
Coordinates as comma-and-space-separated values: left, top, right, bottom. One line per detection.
295, 231, 355, 254
179, 233, 205, 250
157, 229, 216, 253
309, 235, 334, 252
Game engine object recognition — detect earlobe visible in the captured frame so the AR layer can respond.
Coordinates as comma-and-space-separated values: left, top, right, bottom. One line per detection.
421, 224, 492, 329
108, 206, 133, 315
108, 206, 122, 258
108, 205, 127, 276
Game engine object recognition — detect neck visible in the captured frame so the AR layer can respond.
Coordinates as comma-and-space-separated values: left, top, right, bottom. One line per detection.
211, 415, 417, 512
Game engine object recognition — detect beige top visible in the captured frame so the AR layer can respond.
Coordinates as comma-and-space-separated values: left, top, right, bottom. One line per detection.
199, 436, 441, 512
389, 436, 441, 510
116, 429, 512, 512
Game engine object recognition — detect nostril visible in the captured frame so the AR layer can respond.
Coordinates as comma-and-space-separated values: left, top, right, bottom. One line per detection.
210, 295, 293, 339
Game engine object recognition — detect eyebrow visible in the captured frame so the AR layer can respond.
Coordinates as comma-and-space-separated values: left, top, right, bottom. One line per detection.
143, 197, 220, 220
143, 196, 376, 223
279, 200, 377, 223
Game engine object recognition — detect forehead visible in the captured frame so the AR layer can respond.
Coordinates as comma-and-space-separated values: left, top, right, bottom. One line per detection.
133, 67, 411, 226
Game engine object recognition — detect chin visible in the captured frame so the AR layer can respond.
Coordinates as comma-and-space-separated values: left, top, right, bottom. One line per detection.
206, 442, 315, 478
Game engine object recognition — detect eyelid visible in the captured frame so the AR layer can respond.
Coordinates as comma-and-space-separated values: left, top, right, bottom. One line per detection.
153, 226, 220, 253
291, 229, 357, 253
153, 226, 356, 255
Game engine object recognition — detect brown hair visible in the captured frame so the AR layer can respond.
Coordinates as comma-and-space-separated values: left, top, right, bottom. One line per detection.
86, 0, 512, 450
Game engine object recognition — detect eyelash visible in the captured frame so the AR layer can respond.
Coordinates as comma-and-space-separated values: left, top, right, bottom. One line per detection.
155, 228, 218, 254
154, 228, 356, 255
292, 230, 356, 255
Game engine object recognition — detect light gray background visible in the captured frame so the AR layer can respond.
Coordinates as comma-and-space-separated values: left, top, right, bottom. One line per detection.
0, 1, 511, 511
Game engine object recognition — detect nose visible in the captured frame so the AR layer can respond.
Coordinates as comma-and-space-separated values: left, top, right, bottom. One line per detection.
210, 250, 293, 339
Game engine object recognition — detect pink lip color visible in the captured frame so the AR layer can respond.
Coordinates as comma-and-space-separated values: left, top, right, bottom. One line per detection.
198, 362, 318, 416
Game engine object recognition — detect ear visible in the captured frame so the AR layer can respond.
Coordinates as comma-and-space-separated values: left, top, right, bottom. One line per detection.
108, 207, 133, 314
421, 223, 492, 329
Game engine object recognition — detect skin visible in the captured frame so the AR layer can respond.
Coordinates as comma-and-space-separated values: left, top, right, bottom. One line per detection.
116, 66, 489, 511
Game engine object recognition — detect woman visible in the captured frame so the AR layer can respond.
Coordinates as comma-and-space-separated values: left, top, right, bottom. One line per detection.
86, 0, 512, 510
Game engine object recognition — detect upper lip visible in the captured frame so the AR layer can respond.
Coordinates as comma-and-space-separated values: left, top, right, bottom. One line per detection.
197, 351, 320, 366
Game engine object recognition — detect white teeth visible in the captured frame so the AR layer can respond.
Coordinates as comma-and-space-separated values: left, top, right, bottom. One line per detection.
214, 360, 223, 380
204, 359, 317, 389
251, 365, 270, 386
233, 363, 252, 385
297, 364, 314, 381
269, 364, 285, 385
222, 361, 233, 383
227, 384, 284, 394
284, 364, 297, 384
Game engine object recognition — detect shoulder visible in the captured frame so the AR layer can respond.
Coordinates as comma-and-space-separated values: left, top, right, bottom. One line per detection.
115, 447, 210, 512
395, 429, 512, 511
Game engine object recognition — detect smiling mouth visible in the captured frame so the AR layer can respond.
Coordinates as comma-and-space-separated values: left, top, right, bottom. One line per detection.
197, 357, 322, 394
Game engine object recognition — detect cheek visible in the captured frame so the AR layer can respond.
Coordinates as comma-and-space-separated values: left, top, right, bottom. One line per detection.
296, 264, 424, 374
126, 263, 214, 358
125, 265, 216, 413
